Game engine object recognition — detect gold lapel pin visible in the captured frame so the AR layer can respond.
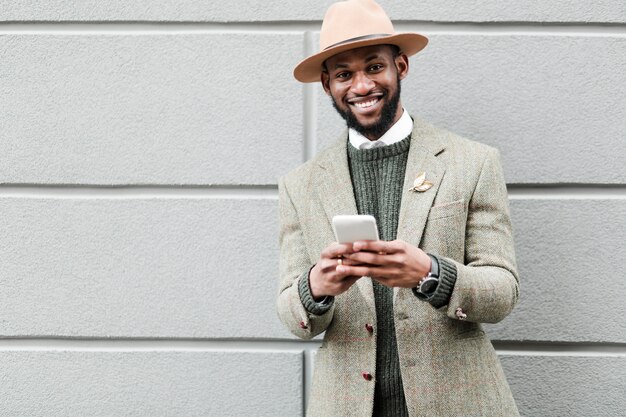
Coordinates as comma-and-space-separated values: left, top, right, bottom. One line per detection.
409, 171, 433, 192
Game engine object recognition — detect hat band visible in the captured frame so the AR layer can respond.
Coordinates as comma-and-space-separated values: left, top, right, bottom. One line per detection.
323, 33, 393, 51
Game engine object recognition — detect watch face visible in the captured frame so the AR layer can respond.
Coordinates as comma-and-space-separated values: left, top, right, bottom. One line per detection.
420, 278, 438, 294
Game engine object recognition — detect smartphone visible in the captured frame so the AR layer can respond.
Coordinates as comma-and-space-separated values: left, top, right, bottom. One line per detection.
332, 215, 379, 244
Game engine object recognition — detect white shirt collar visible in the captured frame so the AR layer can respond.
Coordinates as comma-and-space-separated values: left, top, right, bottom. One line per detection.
348, 109, 413, 150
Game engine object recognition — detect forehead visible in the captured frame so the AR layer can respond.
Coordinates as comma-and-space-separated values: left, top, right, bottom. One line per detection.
324, 44, 395, 69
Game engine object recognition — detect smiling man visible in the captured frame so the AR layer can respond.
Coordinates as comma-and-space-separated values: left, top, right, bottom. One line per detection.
324, 45, 406, 140
276, 1, 520, 416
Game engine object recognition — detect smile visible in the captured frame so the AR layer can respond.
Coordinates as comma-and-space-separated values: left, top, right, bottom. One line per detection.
347, 93, 384, 111
353, 98, 379, 108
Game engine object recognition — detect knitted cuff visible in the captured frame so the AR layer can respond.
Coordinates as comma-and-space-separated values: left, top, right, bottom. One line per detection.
426, 255, 458, 309
298, 266, 334, 315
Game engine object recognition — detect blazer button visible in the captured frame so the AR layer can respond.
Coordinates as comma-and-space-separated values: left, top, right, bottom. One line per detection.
361, 372, 373, 381
365, 323, 374, 333
299, 320, 308, 329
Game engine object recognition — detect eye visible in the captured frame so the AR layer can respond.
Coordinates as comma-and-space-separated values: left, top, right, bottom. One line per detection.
369, 64, 384, 72
335, 71, 350, 80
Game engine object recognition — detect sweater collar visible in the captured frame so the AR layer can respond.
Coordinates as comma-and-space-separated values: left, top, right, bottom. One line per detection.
317, 116, 448, 171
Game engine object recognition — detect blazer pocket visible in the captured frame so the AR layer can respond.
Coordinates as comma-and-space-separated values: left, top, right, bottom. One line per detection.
428, 199, 466, 220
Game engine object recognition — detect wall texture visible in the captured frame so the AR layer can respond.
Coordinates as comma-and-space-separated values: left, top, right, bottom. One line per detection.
1, 1, 625, 416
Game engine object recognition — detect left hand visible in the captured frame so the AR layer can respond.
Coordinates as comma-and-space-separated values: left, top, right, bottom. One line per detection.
339, 239, 432, 288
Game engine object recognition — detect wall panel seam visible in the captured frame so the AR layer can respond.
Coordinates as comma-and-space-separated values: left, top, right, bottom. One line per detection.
2, 21, 626, 35
0, 185, 279, 199
1, 185, 625, 198
302, 31, 317, 162
1, 339, 625, 354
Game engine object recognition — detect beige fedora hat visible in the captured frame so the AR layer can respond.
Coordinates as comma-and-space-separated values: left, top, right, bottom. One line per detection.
293, 0, 428, 83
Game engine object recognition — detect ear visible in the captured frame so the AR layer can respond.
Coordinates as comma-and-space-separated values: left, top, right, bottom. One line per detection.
321, 70, 331, 95
395, 53, 409, 81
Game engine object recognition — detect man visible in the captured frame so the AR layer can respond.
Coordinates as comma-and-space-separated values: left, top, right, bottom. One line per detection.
277, 1, 520, 415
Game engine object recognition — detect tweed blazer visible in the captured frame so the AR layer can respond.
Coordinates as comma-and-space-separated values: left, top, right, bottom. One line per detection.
277, 118, 520, 416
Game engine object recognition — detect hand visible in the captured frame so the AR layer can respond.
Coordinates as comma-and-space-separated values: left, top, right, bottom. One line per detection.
309, 242, 366, 299
341, 239, 432, 288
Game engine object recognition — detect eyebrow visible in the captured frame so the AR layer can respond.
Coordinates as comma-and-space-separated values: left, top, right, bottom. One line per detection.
332, 54, 382, 70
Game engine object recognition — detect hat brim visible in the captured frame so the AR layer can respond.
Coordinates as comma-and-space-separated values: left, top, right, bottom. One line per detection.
293, 33, 428, 83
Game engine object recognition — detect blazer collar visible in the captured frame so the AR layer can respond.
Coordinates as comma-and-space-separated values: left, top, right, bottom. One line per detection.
316, 117, 447, 171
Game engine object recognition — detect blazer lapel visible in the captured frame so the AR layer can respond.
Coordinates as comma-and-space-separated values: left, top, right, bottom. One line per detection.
315, 133, 358, 223
314, 133, 376, 315
394, 120, 447, 299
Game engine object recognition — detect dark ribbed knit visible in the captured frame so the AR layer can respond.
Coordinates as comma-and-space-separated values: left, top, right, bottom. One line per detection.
348, 136, 411, 417
298, 267, 334, 315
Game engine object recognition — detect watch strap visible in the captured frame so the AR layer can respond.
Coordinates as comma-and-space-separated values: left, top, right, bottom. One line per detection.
427, 253, 439, 278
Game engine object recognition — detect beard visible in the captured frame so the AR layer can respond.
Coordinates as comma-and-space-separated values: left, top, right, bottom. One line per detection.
330, 76, 401, 140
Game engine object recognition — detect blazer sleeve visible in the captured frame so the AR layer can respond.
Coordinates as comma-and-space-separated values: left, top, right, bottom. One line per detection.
441, 147, 520, 323
276, 176, 335, 339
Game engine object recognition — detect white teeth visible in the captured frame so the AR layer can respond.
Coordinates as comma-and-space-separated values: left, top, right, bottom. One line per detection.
353, 98, 378, 108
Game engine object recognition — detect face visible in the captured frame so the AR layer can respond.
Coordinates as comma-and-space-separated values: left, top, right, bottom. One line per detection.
321, 44, 409, 140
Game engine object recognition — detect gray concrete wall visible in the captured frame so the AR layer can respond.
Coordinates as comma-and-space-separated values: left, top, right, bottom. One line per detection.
1, 1, 625, 416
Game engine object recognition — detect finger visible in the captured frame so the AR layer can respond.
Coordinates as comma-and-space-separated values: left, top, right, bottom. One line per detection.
336, 264, 395, 279
321, 242, 355, 259
336, 257, 365, 267
324, 257, 368, 277
344, 251, 388, 266
325, 257, 361, 272
352, 240, 402, 254
321, 258, 352, 274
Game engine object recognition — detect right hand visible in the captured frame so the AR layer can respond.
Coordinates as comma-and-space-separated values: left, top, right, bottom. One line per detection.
309, 242, 366, 300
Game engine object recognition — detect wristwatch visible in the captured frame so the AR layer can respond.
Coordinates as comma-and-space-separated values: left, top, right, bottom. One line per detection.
412, 254, 439, 300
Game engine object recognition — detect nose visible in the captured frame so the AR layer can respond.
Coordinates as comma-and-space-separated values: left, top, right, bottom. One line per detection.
350, 71, 375, 95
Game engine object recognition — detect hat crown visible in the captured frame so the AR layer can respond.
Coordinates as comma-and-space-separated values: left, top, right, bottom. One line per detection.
320, 0, 395, 51
293, 0, 427, 82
